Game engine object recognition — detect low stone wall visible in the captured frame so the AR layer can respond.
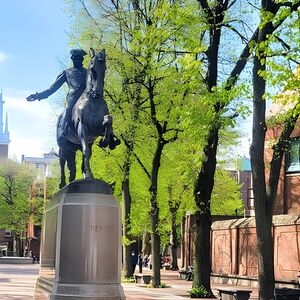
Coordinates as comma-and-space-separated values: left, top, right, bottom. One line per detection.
0, 257, 33, 264
211, 215, 300, 286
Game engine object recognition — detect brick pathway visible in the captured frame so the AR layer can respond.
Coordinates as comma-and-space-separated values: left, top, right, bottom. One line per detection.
0, 264, 259, 299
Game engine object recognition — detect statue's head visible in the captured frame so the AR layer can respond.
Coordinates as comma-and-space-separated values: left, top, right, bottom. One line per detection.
70, 49, 87, 68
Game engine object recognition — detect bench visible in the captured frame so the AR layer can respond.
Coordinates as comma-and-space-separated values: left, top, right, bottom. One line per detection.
217, 288, 252, 300
274, 287, 300, 299
134, 274, 152, 284
178, 266, 193, 281
0, 257, 33, 264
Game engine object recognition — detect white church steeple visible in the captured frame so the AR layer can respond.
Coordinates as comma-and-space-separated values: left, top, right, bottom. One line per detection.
0, 91, 3, 137
0, 91, 10, 158
3, 113, 9, 141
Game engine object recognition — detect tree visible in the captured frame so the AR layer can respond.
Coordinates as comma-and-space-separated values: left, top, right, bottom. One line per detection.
191, 0, 259, 291
211, 169, 243, 215
250, 1, 300, 299
0, 159, 35, 255
67, 0, 205, 286
66, 0, 254, 290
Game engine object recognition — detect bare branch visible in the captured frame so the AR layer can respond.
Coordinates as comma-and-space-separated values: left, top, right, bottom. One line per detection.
223, 24, 249, 43
274, 35, 290, 51
228, 0, 238, 9
198, 0, 213, 19
121, 134, 151, 179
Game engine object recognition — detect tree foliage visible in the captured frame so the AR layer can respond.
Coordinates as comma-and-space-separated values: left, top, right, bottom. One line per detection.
0, 159, 35, 234
65, 0, 249, 289
250, 1, 300, 299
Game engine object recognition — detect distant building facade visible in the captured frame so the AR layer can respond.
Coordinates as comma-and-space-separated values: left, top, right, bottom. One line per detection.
0, 150, 58, 257
22, 149, 58, 180
229, 157, 254, 217
21, 149, 58, 258
0, 91, 10, 158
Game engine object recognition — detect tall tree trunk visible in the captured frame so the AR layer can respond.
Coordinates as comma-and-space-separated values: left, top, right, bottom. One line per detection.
192, 1, 225, 291
251, 2, 277, 298
149, 139, 165, 287
193, 210, 211, 289
170, 210, 179, 270
193, 128, 218, 292
142, 231, 151, 255
150, 196, 161, 287
122, 153, 134, 278
168, 185, 179, 270
250, 0, 300, 298
251, 51, 275, 299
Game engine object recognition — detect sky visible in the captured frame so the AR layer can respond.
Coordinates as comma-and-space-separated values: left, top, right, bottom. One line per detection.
0, 0, 73, 160
0, 0, 253, 162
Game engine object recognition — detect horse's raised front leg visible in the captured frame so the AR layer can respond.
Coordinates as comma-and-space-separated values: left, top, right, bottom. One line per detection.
98, 115, 112, 148
78, 123, 94, 179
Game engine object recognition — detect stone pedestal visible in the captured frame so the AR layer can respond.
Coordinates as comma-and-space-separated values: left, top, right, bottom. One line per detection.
34, 179, 125, 299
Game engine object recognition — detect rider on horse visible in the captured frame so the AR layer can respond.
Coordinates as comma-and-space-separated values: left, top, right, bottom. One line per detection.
27, 49, 87, 146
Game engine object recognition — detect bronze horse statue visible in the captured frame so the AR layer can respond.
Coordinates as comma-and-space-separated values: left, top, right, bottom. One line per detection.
58, 49, 120, 188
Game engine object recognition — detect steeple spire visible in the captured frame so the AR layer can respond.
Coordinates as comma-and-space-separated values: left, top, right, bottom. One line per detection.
3, 113, 9, 142
0, 91, 3, 136
0, 90, 9, 158
0, 91, 9, 145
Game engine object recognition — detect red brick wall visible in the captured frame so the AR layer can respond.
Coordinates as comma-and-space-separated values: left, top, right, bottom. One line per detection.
211, 216, 300, 283
285, 175, 300, 214
183, 215, 300, 284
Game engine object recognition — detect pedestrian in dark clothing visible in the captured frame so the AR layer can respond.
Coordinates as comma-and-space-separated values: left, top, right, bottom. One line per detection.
138, 252, 143, 273
131, 251, 138, 275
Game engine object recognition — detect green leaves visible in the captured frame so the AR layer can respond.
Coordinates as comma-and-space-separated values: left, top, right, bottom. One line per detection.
0, 159, 36, 233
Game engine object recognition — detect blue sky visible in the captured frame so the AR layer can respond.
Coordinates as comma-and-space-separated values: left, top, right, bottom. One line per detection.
0, 0, 253, 161
0, 0, 72, 159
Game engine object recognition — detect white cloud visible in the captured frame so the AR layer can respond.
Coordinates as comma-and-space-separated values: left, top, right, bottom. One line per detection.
0, 52, 8, 63
9, 138, 46, 161
2, 91, 59, 160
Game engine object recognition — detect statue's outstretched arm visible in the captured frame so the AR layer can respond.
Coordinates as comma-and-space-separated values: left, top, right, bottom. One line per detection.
27, 71, 67, 101
36, 71, 67, 100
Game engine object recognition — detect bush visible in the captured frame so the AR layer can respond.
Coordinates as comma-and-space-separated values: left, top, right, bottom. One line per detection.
121, 276, 136, 283
159, 282, 167, 288
146, 282, 168, 288
187, 286, 214, 298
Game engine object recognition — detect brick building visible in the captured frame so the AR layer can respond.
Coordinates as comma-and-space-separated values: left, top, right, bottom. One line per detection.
229, 157, 254, 217
181, 105, 300, 286
265, 104, 300, 215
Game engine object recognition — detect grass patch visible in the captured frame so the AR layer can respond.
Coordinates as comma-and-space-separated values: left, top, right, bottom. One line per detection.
146, 282, 169, 288
121, 276, 136, 283
187, 286, 214, 298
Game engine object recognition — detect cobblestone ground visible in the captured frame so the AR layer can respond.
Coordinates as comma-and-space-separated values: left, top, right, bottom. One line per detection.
0, 264, 259, 299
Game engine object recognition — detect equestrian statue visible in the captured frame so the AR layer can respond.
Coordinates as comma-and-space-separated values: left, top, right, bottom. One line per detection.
27, 48, 120, 188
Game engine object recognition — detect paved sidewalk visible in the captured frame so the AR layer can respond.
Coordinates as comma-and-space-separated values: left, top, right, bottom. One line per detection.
0, 264, 259, 299
0, 264, 39, 299
127, 269, 259, 300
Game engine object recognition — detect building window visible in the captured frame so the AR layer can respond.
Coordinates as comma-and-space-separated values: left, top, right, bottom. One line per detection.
4, 230, 11, 237
286, 138, 300, 173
